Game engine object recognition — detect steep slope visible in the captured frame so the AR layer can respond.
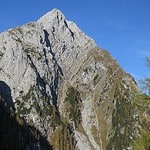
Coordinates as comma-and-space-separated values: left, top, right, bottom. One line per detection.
0, 82, 52, 150
0, 9, 149, 150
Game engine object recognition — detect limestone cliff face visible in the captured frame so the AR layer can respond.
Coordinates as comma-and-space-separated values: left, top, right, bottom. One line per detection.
0, 9, 149, 150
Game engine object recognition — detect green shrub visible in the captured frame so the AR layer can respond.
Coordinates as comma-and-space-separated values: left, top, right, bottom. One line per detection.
65, 87, 77, 105
132, 132, 150, 150
65, 87, 81, 126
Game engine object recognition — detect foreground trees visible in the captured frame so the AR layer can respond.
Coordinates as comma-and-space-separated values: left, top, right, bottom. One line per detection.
139, 57, 150, 95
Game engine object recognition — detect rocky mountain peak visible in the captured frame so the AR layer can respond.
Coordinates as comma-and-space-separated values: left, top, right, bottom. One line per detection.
38, 8, 65, 28
0, 8, 149, 150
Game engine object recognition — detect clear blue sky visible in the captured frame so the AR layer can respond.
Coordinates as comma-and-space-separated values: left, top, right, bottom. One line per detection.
1, 0, 150, 81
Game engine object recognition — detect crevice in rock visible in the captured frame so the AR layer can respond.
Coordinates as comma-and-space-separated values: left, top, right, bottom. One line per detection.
43, 29, 63, 76
27, 55, 51, 104
64, 20, 75, 40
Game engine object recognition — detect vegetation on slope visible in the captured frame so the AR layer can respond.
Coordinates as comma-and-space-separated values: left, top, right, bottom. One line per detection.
106, 85, 136, 150
131, 93, 150, 150
65, 86, 82, 127
48, 86, 81, 150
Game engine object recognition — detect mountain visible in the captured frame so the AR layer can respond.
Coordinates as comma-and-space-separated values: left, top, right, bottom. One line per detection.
0, 8, 149, 150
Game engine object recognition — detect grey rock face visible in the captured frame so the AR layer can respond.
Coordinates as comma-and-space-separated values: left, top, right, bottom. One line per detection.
0, 9, 140, 150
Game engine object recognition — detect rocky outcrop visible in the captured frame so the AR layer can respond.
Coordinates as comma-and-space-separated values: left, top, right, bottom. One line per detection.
0, 8, 149, 150
0, 81, 52, 150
